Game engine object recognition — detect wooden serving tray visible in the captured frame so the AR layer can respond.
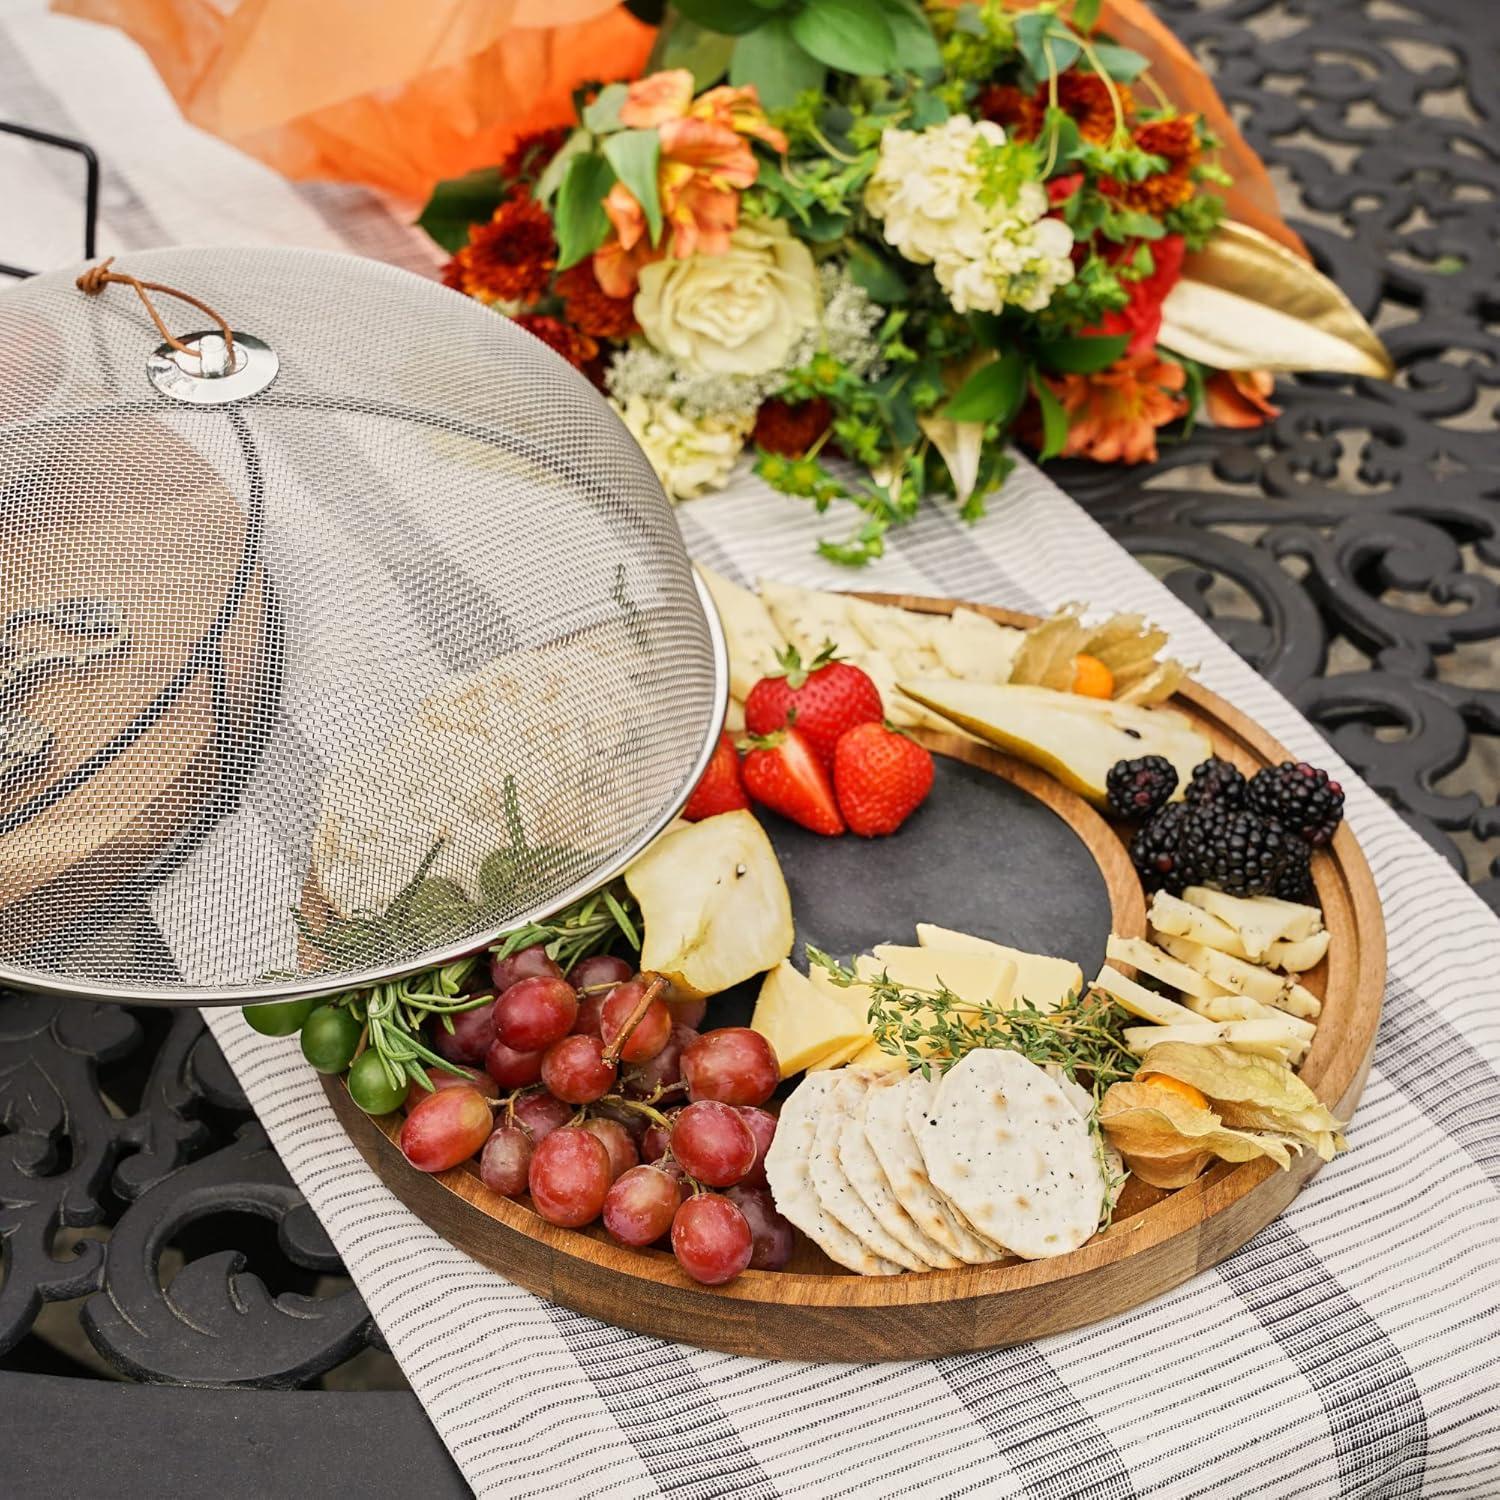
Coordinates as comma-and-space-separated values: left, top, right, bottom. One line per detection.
323, 597, 1385, 1360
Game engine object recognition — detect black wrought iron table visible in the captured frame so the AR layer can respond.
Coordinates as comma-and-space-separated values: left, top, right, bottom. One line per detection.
1, 0, 1495, 1494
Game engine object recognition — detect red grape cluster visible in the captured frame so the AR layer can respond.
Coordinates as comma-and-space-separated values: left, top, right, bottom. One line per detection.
396, 944, 793, 1285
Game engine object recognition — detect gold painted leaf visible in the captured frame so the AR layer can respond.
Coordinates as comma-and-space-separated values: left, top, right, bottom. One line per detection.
1160, 221, 1394, 379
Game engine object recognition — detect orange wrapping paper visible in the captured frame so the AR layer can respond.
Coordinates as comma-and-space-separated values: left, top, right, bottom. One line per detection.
53, 0, 654, 201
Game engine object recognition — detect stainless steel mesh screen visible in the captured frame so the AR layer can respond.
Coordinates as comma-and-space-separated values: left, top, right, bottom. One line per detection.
0, 247, 725, 1004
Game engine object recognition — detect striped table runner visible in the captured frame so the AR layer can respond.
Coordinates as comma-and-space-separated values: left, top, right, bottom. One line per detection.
6, 5, 1499, 1494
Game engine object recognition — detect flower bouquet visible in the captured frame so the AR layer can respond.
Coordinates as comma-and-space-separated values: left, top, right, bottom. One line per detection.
423, 0, 1392, 564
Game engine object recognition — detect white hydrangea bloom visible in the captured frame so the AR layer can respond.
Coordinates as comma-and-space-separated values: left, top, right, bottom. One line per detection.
611, 395, 754, 501
866, 114, 1075, 315
606, 263, 882, 419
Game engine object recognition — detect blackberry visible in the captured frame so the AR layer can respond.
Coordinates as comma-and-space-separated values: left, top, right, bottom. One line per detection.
1246, 761, 1345, 845
1184, 756, 1246, 809
1272, 830, 1315, 902
1106, 755, 1179, 821
1129, 803, 1191, 893
1178, 804, 1299, 897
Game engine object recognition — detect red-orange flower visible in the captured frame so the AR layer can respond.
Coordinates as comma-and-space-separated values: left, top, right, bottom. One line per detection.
512, 313, 599, 370
752, 397, 832, 458
1205, 369, 1280, 428
1048, 352, 1190, 464
1054, 73, 1134, 144
555, 260, 638, 339
978, 84, 1042, 141
1103, 114, 1201, 214
498, 126, 572, 183
590, 70, 784, 297
1091, 232, 1186, 357
443, 192, 556, 306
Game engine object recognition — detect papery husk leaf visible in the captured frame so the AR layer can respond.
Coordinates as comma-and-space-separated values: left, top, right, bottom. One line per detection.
1099, 1081, 1296, 1188
917, 411, 985, 505
1082, 617, 1165, 673
1139, 1041, 1346, 1155
1116, 659, 1189, 707
1160, 222, 1395, 379
1010, 607, 1090, 691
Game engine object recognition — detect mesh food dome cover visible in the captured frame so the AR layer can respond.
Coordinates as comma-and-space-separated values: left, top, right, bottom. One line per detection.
0, 247, 725, 1004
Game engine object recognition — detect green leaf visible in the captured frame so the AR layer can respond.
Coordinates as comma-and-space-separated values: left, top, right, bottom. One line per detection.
672, 0, 766, 34
1016, 11, 1080, 77
907, 89, 950, 129
554, 152, 616, 270
730, 16, 826, 111
872, 0, 942, 72
416, 168, 508, 253
1041, 107, 1082, 169
603, 130, 662, 244
845, 241, 910, 304
1071, 0, 1102, 29
1088, 42, 1150, 81
535, 130, 591, 206
944, 348, 1026, 424
582, 82, 629, 134
1111, 209, 1167, 241
789, 0, 897, 76
1030, 369, 1070, 461
1037, 332, 1130, 374
659, 16, 737, 89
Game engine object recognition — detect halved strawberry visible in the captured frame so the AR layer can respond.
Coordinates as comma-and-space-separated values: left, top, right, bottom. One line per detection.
741, 726, 845, 836
743, 642, 883, 769
833, 721, 934, 837
682, 731, 750, 822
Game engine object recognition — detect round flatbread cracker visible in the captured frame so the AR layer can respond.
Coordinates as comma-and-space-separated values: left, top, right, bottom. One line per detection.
1047, 1064, 1124, 1213
841, 1080, 961, 1270
904, 1070, 1011, 1254
923, 1049, 1105, 1260
864, 1072, 1007, 1265
810, 1072, 927, 1271
763, 1072, 900, 1276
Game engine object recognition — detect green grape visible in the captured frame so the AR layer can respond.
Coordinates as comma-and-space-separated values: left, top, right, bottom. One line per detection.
300, 1005, 362, 1074
242, 997, 317, 1037
346, 1048, 407, 1115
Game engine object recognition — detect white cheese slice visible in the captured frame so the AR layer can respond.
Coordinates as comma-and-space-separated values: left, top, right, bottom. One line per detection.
1105, 935, 1226, 999
931, 607, 1023, 684
1266, 929, 1331, 973
914, 924, 1082, 1011
1147, 891, 1251, 960
1125, 1018, 1308, 1062
1181, 887, 1323, 959
1186, 991, 1316, 1039
696, 565, 787, 702
1153, 934, 1289, 1006
1092, 964, 1203, 1026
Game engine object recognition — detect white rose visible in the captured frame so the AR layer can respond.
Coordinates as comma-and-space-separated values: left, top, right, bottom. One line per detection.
612, 394, 753, 501
635, 219, 821, 377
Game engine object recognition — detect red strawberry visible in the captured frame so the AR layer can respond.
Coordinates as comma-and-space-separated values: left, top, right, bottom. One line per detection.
742, 726, 845, 836
744, 642, 883, 770
833, 722, 935, 837
682, 731, 750, 821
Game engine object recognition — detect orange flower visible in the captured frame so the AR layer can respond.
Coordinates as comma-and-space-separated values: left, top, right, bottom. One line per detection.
619, 68, 696, 129
1205, 369, 1280, 428
752, 397, 832, 458
556, 260, 639, 339
1050, 352, 1190, 464
590, 74, 783, 297
443, 192, 556, 306
1103, 114, 1200, 214
1054, 72, 1134, 144
978, 84, 1043, 141
512, 313, 599, 370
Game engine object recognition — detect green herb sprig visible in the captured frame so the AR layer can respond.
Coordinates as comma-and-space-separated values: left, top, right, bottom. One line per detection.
490, 882, 641, 975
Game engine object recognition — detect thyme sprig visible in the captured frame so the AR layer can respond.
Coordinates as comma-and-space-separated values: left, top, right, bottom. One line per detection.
806, 948, 1138, 1090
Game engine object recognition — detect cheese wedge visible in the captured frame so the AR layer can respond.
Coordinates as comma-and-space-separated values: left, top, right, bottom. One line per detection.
1186, 991, 1316, 1039
696, 565, 786, 702
751, 962, 869, 1077
1091, 965, 1203, 1026
1147, 892, 1251, 960
1105, 935, 1225, 999
758, 578, 853, 659
849, 1039, 907, 1072
931, 607, 1023, 684
1125, 1018, 1309, 1062
868, 944, 1016, 1009
1181, 887, 1322, 959
806, 1035, 874, 1072
914, 924, 1082, 1011
1154, 934, 1288, 1006
1266, 929, 1331, 973
1277, 982, 1323, 1020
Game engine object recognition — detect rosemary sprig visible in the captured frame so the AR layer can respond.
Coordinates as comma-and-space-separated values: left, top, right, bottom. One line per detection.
491, 881, 641, 973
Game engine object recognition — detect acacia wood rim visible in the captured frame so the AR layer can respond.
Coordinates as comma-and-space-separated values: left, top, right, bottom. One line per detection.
323, 595, 1385, 1359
